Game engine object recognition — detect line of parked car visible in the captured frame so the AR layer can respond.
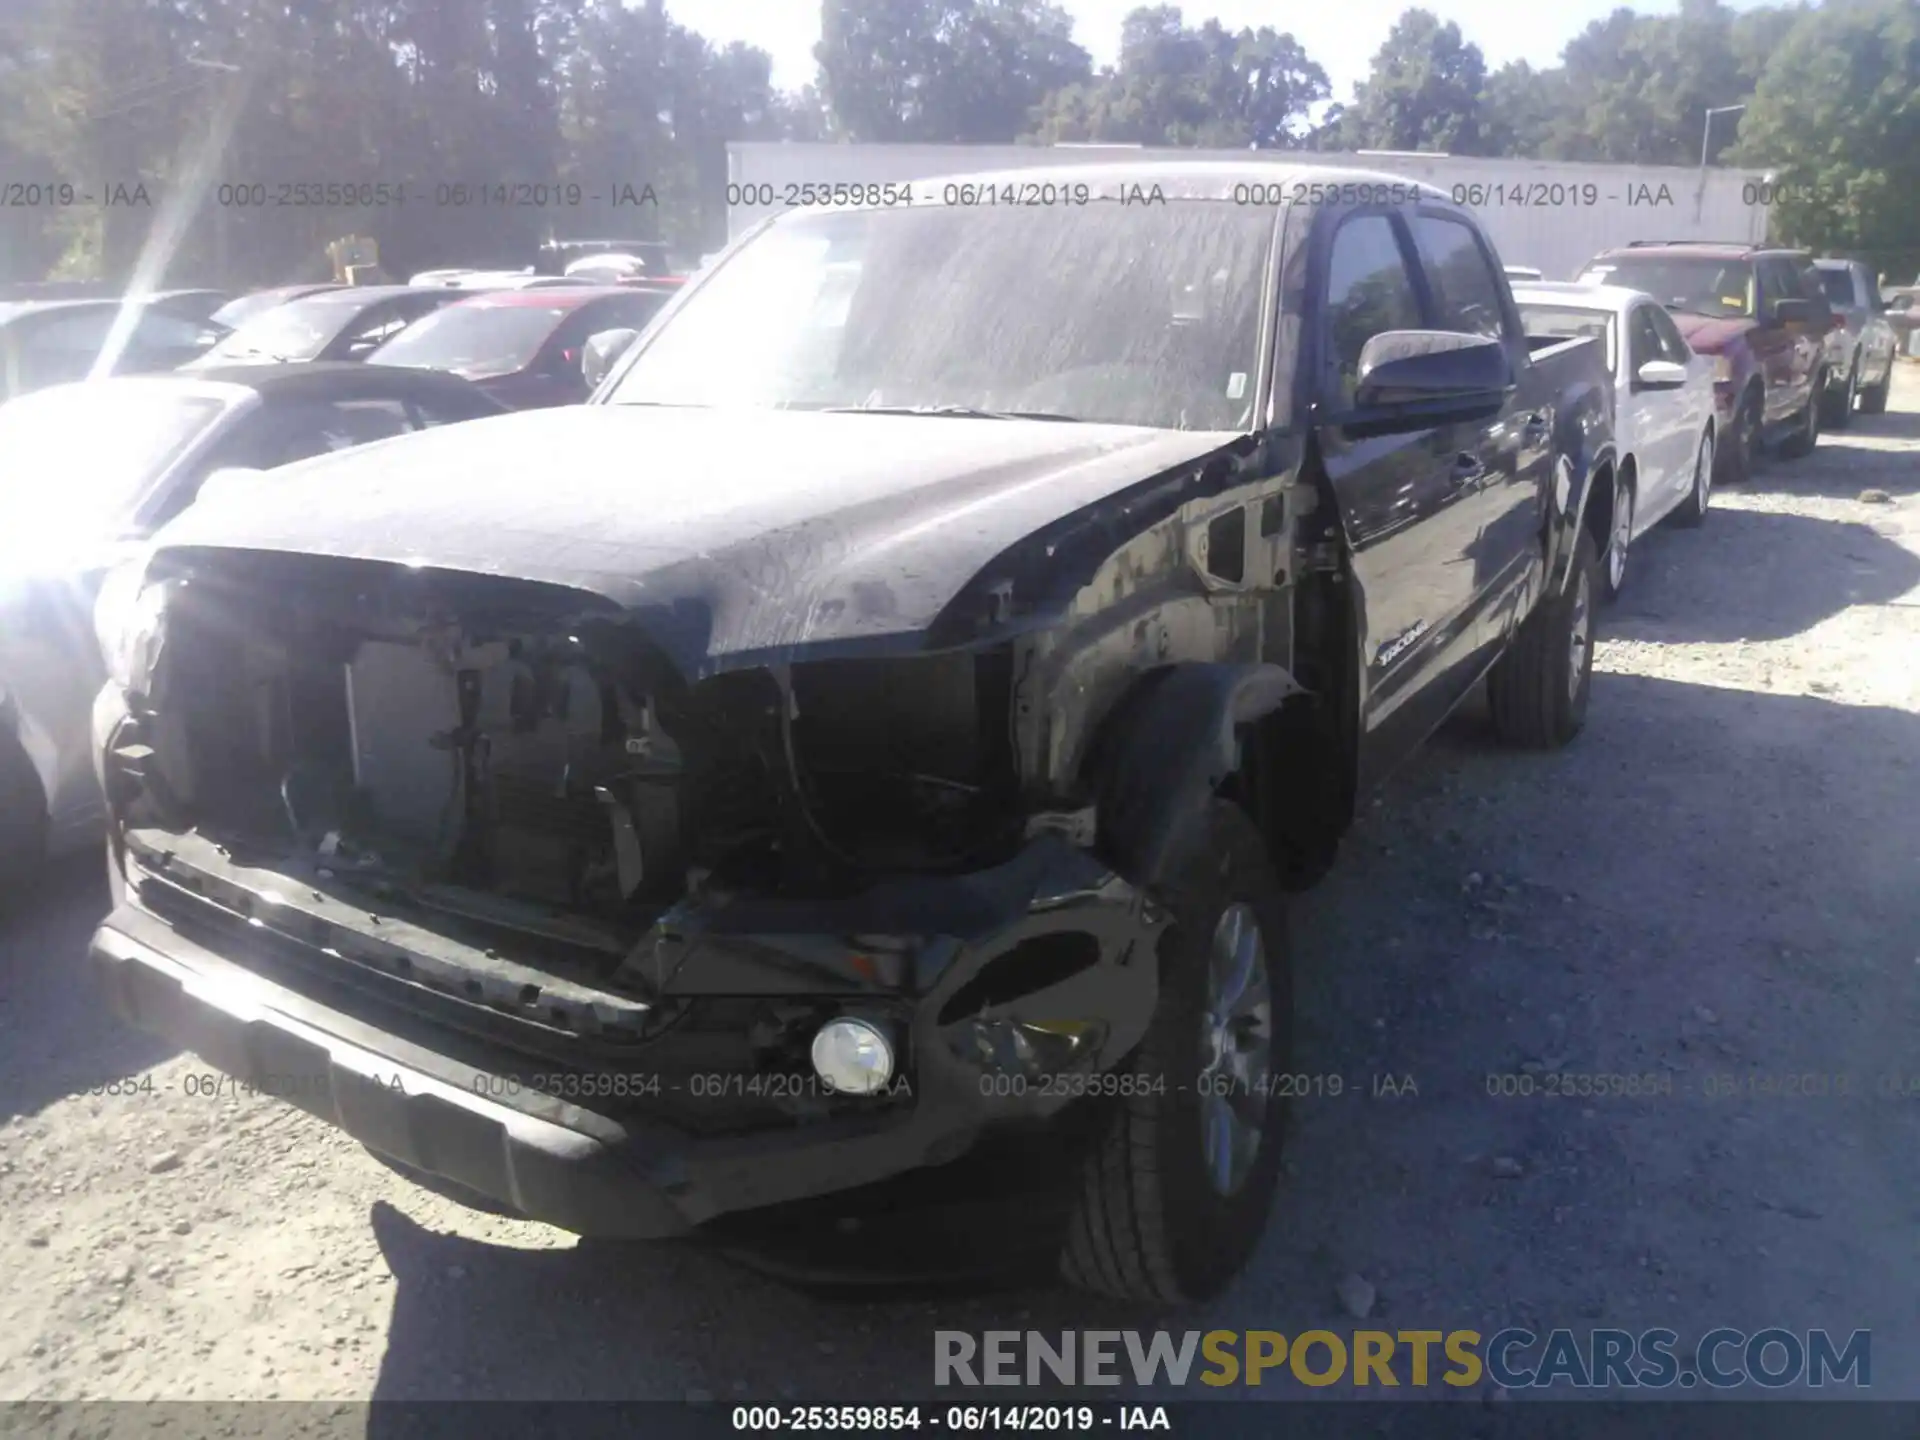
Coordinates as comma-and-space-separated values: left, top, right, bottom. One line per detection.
2, 167, 1912, 1309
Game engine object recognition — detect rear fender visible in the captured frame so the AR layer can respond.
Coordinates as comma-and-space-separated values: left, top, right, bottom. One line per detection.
1543, 386, 1616, 599
1088, 662, 1302, 890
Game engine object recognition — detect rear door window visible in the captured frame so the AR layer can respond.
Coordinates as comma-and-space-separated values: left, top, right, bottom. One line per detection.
1411, 214, 1513, 344
1646, 304, 1694, 364
1627, 305, 1665, 376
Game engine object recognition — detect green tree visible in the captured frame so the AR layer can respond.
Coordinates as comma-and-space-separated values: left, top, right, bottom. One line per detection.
1477, 61, 1566, 158
1733, 0, 1920, 279
1336, 9, 1488, 154
1028, 5, 1327, 147
1544, 0, 1753, 164
816, 0, 1091, 142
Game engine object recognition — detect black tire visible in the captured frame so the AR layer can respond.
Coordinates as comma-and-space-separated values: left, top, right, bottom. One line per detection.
0, 730, 49, 910
1720, 388, 1760, 484
1821, 354, 1859, 429
1059, 800, 1292, 1303
1487, 527, 1597, 750
1779, 371, 1823, 458
1859, 361, 1892, 416
1672, 428, 1714, 529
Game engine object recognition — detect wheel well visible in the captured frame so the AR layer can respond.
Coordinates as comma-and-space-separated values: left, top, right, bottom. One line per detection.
1222, 555, 1357, 891
1583, 459, 1618, 556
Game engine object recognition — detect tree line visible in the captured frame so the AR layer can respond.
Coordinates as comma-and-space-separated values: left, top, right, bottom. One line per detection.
1, 0, 1914, 288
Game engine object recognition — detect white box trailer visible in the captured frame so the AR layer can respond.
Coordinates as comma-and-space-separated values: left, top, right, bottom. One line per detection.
725, 143, 1773, 282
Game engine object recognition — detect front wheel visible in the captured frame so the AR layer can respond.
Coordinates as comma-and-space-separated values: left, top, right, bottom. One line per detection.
1059, 800, 1291, 1303
1673, 429, 1714, 529
1859, 361, 1893, 416
1821, 353, 1859, 429
1487, 528, 1597, 750
1779, 372, 1823, 458
1599, 476, 1634, 602
1720, 390, 1760, 484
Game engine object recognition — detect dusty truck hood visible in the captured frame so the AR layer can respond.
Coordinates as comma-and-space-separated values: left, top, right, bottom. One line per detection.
149, 404, 1239, 674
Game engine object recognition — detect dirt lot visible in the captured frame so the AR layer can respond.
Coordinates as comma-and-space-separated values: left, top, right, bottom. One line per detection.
2, 369, 1917, 1408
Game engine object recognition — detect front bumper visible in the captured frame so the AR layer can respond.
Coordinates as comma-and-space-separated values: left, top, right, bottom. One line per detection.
89, 814, 1160, 1238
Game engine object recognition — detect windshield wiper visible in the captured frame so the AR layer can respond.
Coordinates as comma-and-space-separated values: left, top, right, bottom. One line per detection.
819, 404, 1085, 423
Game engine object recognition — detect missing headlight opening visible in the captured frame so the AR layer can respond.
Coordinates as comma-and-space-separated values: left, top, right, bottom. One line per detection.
131, 559, 1028, 935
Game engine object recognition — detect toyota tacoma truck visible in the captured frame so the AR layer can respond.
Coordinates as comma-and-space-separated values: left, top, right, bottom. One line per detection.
88, 163, 1614, 1303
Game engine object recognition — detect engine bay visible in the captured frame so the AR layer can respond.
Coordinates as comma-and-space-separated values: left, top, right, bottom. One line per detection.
133, 560, 1026, 956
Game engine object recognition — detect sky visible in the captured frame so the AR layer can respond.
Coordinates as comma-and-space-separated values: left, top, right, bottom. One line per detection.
674, 0, 1779, 108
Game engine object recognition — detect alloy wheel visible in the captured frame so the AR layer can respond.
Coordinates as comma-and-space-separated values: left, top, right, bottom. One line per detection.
1607, 482, 1633, 592
1198, 901, 1274, 1198
1567, 564, 1592, 704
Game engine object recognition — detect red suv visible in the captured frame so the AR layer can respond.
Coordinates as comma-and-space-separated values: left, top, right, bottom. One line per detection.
1579, 243, 1836, 483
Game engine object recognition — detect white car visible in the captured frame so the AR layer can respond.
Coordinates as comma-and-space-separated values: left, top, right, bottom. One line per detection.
1504, 265, 1544, 282
1512, 281, 1719, 600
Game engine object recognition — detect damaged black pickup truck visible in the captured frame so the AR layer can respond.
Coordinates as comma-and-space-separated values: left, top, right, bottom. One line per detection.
88, 163, 1614, 1302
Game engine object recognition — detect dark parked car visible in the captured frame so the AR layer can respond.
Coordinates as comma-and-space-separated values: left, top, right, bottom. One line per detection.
1579, 242, 1833, 482
0, 298, 221, 403
87, 163, 1614, 1302
0, 364, 506, 896
1811, 259, 1900, 423
186, 286, 466, 369
135, 289, 233, 328
367, 286, 673, 407
208, 284, 345, 332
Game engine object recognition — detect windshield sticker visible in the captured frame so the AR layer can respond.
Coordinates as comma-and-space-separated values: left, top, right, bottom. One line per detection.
1227, 372, 1247, 400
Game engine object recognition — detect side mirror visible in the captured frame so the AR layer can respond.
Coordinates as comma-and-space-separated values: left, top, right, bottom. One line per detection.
581, 328, 640, 389
1772, 298, 1813, 325
1634, 359, 1688, 390
1348, 331, 1514, 432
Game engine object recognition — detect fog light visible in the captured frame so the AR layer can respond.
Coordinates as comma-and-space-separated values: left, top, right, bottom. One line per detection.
811, 1019, 895, 1095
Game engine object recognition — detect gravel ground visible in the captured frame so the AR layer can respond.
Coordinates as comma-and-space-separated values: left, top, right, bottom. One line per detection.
1, 369, 1917, 1408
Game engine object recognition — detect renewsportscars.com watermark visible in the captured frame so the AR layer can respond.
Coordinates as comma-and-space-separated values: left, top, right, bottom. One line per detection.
935, 1328, 1871, 1390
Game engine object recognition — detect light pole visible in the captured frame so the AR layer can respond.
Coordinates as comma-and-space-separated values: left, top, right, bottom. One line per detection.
1701, 104, 1746, 168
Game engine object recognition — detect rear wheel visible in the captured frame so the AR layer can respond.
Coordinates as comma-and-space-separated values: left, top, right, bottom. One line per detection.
1779, 371, 1823, 458
0, 731, 48, 910
1487, 528, 1597, 750
1059, 800, 1291, 1303
1673, 429, 1714, 529
1859, 360, 1892, 416
1821, 354, 1859, 429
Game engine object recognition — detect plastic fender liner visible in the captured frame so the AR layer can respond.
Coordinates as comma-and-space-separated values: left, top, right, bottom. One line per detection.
1091, 662, 1302, 890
